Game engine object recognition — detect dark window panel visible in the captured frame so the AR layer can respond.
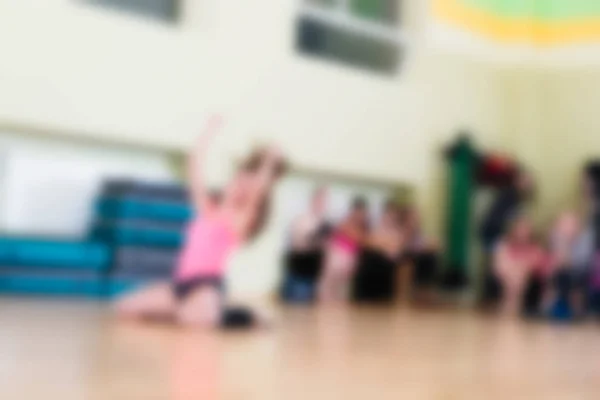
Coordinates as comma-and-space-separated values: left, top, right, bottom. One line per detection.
304, 0, 338, 8
85, 0, 180, 22
296, 16, 402, 76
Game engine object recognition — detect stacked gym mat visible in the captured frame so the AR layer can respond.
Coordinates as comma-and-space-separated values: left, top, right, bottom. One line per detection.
0, 236, 110, 297
91, 180, 193, 297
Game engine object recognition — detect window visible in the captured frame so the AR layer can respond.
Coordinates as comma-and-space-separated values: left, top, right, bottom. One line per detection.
349, 0, 399, 26
85, 0, 180, 23
296, 0, 406, 75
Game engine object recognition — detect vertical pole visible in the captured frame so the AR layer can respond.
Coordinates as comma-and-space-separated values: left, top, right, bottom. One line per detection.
443, 136, 478, 290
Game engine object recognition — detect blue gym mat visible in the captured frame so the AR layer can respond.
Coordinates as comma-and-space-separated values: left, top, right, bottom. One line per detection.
96, 197, 193, 223
0, 237, 109, 270
112, 246, 177, 275
0, 273, 105, 297
106, 278, 158, 298
92, 222, 184, 248
100, 180, 189, 202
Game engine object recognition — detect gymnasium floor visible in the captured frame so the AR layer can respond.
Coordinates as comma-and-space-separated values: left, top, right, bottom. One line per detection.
1, 299, 599, 400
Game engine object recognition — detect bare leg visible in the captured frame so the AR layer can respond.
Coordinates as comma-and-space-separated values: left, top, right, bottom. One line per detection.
500, 279, 526, 317
319, 247, 352, 304
114, 282, 176, 321
176, 286, 222, 328
318, 247, 338, 303
334, 264, 356, 302
318, 269, 338, 304
397, 261, 414, 305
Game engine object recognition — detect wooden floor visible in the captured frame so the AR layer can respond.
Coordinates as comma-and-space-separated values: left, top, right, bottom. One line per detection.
1, 299, 599, 400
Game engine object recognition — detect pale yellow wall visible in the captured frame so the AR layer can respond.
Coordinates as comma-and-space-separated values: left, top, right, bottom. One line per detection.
538, 69, 600, 221
0, 0, 508, 295
500, 67, 600, 226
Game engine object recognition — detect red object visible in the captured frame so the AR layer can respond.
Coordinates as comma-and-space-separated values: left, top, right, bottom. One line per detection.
477, 153, 518, 187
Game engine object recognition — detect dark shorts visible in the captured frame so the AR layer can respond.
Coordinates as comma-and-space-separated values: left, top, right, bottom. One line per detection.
352, 249, 397, 303
172, 276, 257, 329
285, 250, 323, 282
400, 251, 439, 288
173, 276, 224, 302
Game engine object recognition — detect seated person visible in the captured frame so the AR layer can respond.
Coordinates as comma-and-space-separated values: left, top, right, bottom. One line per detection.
281, 187, 331, 303
480, 171, 535, 304
493, 214, 545, 316
398, 206, 440, 304
319, 197, 369, 303
352, 201, 405, 304
543, 211, 592, 320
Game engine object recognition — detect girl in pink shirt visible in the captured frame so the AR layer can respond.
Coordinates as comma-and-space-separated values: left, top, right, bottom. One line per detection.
318, 197, 369, 303
493, 215, 544, 316
116, 115, 286, 328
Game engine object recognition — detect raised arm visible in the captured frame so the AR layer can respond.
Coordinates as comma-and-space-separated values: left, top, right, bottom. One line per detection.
235, 146, 285, 235
246, 146, 284, 211
187, 115, 223, 213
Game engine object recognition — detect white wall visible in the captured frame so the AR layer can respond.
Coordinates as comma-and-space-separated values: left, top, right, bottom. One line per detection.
0, 0, 505, 183
0, 0, 508, 296
0, 132, 176, 236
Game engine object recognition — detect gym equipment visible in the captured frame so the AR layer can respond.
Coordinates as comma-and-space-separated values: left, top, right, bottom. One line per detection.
0, 273, 104, 297
0, 236, 110, 297
0, 237, 108, 270
100, 179, 189, 202
105, 278, 148, 298
96, 197, 192, 223
0, 179, 190, 299
92, 222, 184, 248
111, 246, 178, 277
94, 179, 192, 298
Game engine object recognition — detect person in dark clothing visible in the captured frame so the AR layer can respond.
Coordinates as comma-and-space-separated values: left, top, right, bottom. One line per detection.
352, 201, 404, 304
397, 206, 441, 305
281, 187, 331, 303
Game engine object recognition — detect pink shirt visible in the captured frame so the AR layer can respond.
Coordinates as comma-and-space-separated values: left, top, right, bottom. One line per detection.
331, 231, 360, 255
504, 242, 549, 277
175, 214, 240, 281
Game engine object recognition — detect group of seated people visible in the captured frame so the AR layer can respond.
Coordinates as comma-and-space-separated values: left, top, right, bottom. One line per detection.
478, 165, 600, 321
280, 185, 600, 321
280, 188, 439, 305
484, 210, 600, 321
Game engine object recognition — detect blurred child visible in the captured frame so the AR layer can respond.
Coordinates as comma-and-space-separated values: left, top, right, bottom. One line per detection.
115, 115, 287, 329
544, 211, 590, 320
368, 201, 405, 260
318, 197, 369, 303
480, 170, 535, 305
493, 215, 545, 316
399, 206, 440, 304
352, 201, 406, 303
281, 187, 331, 303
